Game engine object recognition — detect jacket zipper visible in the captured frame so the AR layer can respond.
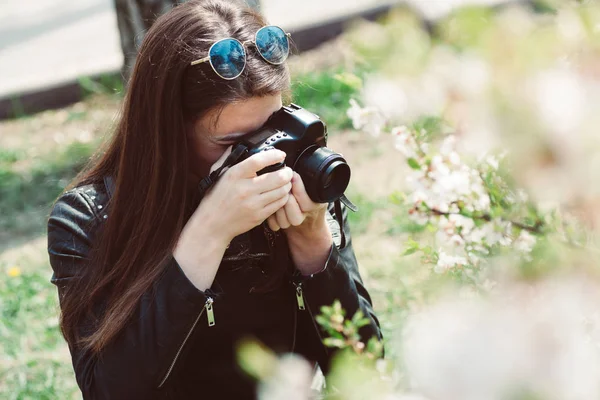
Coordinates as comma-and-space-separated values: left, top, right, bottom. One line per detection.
295, 284, 305, 310
292, 282, 330, 358
158, 297, 216, 388
205, 297, 215, 326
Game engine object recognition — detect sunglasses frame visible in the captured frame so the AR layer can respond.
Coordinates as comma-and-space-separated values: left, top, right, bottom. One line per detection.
190, 25, 291, 80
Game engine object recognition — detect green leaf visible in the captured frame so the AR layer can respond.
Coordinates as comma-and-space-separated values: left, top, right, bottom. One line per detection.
407, 158, 420, 170
355, 318, 371, 328
402, 238, 420, 256
323, 338, 346, 348
351, 310, 365, 324
331, 331, 345, 340
236, 339, 277, 380
402, 247, 419, 256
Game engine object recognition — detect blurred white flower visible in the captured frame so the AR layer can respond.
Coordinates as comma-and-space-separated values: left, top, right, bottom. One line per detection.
347, 99, 386, 137
434, 250, 468, 273
556, 9, 586, 45
78, 130, 93, 143
392, 126, 419, 159
467, 222, 511, 247
429, 49, 491, 99
258, 353, 314, 400
363, 74, 446, 123
514, 230, 537, 254
532, 67, 586, 135
401, 276, 600, 400
364, 77, 409, 121
449, 234, 465, 247
485, 155, 499, 170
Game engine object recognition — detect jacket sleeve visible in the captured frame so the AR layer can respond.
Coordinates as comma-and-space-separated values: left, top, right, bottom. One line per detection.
47, 190, 212, 399
299, 202, 383, 373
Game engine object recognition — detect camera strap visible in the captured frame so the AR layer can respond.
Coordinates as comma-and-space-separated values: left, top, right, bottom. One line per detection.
339, 194, 357, 212
332, 194, 358, 249
197, 145, 248, 198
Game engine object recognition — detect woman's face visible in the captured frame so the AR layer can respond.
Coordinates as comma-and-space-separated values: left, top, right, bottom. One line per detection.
190, 94, 283, 177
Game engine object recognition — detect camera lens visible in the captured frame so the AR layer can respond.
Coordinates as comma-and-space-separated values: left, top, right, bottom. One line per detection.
323, 173, 334, 189
295, 146, 351, 203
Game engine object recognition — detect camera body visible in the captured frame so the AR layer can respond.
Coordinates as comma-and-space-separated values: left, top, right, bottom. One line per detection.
231, 104, 351, 203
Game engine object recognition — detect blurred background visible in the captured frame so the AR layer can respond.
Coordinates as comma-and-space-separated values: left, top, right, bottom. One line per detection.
2, 0, 600, 399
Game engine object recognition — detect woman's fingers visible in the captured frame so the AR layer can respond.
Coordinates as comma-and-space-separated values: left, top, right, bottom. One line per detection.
259, 193, 290, 222
267, 215, 280, 231
274, 194, 305, 229
275, 207, 290, 229
290, 172, 316, 212
252, 167, 293, 193
283, 193, 305, 226
259, 182, 292, 205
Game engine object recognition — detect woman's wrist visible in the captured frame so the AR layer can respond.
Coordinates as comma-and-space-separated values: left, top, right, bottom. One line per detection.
285, 212, 333, 275
174, 208, 230, 291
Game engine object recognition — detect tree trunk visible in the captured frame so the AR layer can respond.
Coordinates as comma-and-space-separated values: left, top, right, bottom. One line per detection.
114, 0, 261, 82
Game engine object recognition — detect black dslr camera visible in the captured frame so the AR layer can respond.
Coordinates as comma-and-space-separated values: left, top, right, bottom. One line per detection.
204, 104, 352, 204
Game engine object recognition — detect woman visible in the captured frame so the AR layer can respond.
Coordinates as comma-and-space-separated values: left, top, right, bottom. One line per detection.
47, 0, 382, 398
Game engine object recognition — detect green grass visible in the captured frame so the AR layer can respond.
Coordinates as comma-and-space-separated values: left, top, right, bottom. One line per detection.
0, 149, 25, 164
77, 73, 124, 99
345, 191, 382, 235
0, 141, 97, 235
0, 264, 78, 399
291, 68, 362, 132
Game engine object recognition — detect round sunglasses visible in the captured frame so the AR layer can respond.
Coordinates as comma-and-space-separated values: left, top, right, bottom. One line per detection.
190, 25, 291, 80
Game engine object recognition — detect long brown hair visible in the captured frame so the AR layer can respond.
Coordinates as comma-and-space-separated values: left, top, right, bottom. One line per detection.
59, 0, 291, 353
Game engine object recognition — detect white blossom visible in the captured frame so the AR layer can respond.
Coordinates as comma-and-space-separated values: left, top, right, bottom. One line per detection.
392, 126, 419, 159
346, 99, 386, 137
434, 250, 468, 273
401, 277, 600, 400
258, 353, 314, 400
514, 230, 537, 254
485, 155, 499, 170
532, 67, 586, 135
363, 77, 409, 121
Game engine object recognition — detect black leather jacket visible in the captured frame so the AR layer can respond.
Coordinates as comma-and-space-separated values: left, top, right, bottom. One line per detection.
47, 176, 382, 399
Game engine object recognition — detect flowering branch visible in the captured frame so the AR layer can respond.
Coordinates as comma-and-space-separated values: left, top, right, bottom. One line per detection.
428, 207, 545, 234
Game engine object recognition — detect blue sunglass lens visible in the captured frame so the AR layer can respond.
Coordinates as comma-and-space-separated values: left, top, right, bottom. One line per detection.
255, 26, 289, 65
209, 38, 246, 79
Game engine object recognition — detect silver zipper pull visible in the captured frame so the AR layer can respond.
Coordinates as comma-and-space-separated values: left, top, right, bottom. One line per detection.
205, 297, 215, 327
295, 285, 305, 310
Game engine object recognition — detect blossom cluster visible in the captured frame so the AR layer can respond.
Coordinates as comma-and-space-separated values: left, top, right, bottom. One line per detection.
348, 104, 538, 277
402, 276, 600, 400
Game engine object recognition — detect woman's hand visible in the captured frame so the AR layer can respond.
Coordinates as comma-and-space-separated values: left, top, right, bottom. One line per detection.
267, 172, 333, 276
266, 172, 328, 233
174, 148, 293, 290
197, 147, 294, 243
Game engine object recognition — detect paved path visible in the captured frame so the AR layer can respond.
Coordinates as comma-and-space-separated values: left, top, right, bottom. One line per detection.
0, 0, 396, 100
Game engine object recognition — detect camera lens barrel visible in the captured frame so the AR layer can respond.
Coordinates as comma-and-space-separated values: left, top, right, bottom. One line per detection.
295, 146, 351, 203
